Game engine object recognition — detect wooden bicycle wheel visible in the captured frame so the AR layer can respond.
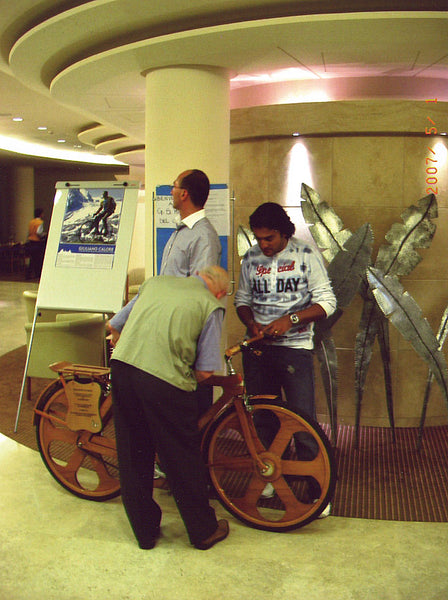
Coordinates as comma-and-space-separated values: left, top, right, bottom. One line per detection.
35, 380, 120, 501
202, 398, 336, 531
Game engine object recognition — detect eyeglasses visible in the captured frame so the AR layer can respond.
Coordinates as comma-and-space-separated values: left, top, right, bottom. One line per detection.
171, 182, 186, 191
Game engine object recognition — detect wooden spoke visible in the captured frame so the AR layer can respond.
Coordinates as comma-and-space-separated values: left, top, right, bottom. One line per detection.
35, 381, 120, 501
205, 401, 336, 531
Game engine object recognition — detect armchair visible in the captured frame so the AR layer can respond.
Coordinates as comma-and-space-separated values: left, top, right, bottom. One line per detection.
24, 311, 106, 399
22, 290, 72, 323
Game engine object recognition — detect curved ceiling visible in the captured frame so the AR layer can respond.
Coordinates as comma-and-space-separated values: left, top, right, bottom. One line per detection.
0, 1, 447, 166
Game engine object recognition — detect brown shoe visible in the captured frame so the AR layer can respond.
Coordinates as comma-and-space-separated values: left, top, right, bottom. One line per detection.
194, 519, 229, 550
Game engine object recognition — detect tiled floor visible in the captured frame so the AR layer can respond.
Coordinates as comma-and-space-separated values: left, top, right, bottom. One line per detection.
1, 280, 448, 599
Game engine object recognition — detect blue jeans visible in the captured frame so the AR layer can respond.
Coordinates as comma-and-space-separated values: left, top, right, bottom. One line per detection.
243, 345, 318, 460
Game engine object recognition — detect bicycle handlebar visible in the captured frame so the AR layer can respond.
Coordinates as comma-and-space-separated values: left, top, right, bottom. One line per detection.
224, 333, 265, 359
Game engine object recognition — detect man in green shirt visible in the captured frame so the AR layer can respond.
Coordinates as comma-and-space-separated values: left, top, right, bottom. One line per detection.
110, 266, 230, 550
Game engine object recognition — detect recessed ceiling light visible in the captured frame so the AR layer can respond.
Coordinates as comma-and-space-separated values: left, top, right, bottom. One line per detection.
57, 138, 66, 143
12, 117, 23, 122
292, 132, 300, 136
37, 126, 47, 131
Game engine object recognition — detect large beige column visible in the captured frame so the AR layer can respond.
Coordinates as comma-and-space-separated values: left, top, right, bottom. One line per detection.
145, 66, 230, 276
11, 166, 34, 243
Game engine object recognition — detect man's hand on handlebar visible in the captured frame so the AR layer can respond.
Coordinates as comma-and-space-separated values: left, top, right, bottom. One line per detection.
246, 319, 263, 339
248, 315, 292, 341
261, 314, 294, 338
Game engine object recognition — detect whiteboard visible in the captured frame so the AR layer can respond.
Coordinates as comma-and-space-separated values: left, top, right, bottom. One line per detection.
36, 181, 139, 313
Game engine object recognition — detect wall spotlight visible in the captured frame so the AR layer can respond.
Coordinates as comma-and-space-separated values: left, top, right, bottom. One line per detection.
432, 141, 447, 164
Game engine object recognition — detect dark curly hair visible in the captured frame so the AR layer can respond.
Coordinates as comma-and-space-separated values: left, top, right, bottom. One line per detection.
249, 202, 295, 239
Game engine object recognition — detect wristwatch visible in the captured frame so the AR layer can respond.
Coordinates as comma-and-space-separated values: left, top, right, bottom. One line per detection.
289, 313, 300, 325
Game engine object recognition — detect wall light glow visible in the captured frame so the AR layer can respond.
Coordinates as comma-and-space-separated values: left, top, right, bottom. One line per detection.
432, 141, 448, 164
0, 135, 125, 165
286, 141, 314, 205
285, 141, 315, 245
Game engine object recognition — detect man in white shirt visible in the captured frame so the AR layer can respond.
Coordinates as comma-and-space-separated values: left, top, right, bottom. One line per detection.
161, 169, 221, 276
110, 169, 221, 332
235, 202, 337, 508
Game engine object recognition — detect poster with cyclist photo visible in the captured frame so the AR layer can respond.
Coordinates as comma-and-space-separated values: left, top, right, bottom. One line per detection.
56, 187, 124, 269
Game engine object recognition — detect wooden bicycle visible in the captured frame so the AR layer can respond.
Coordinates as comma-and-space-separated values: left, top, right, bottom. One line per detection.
33, 337, 336, 531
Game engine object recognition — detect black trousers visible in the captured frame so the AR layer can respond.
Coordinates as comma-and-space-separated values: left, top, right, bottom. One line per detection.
26, 240, 45, 278
110, 360, 218, 547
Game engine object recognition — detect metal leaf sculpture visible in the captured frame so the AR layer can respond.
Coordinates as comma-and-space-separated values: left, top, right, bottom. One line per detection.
417, 305, 448, 449
354, 193, 437, 445
374, 195, 437, 277
314, 332, 338, 443
326, 223, 374, 308
377, 315, 395, 439
301, 185, 439, 446
315, 224, 374, 443
301, 183, 374, 443
236, 225, 256, 260
301, 183, 352, 262
367, 269, 448, 413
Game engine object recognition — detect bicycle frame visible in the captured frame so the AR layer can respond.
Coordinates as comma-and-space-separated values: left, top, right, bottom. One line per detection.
33, 336, 336, 528
33, 339, 276, 475
198, 337, 277, 474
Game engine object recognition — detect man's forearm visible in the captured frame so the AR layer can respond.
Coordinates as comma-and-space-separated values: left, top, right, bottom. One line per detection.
109, 295, 138, 332
288, 303, 327, 325
236, 305, 255, 328
236, 305, 264, 337
194, 370, 214, 383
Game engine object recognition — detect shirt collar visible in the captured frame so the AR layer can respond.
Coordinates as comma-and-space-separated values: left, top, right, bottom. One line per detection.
180, 209, 206, 229
192, 273, 207, 287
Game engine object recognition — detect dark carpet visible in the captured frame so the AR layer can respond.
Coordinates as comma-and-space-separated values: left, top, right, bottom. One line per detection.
1, 345, 447, 522
327, 423, 448, 522
0, 345, 52, 450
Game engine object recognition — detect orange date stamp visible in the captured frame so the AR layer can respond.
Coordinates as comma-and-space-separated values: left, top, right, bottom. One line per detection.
425, 99, 439, 195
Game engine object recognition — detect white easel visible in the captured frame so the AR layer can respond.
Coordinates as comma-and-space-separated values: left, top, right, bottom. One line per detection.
14, 180, 139, 431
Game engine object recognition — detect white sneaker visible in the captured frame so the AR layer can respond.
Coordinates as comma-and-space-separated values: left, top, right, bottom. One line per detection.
154, 464, 166, 479
261, 482, 275, 498
317, 502, 331, 518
